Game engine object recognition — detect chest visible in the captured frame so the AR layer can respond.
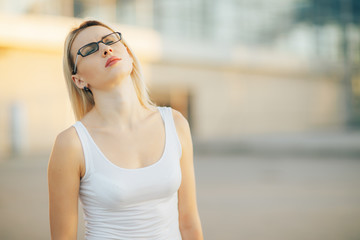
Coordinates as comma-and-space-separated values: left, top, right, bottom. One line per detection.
80, 131, 182, 208
87, 116, 166, 170
85, 161, 182, 207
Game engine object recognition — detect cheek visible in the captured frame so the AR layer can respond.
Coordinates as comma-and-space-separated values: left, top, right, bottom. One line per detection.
112, 46, 134, 73
123, 51, 134, 72
121, 53, 133, 69
118, 44, 133, 62
120, 53, 134, 72
79, 57, 103, 79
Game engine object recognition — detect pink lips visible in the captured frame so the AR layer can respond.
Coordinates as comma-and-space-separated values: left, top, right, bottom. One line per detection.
105, 56, 122, 68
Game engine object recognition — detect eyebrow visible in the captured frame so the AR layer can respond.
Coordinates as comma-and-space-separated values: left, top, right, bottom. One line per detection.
81, 32, 113, 47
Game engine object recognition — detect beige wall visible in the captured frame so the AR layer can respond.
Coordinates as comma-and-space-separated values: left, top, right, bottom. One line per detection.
0, 47, 73, 157
149, 61, 344, 140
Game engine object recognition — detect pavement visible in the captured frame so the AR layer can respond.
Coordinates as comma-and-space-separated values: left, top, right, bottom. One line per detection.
0, 130, 360, 240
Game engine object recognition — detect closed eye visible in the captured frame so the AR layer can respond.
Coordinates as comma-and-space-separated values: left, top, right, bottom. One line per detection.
80, 43, 98, 56
104, 40, 115, 45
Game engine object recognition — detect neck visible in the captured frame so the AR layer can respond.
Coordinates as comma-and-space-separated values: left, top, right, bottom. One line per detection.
89, 76, 149, 129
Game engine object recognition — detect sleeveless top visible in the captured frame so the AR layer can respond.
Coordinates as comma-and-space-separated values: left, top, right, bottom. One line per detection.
72, 107, 183, 240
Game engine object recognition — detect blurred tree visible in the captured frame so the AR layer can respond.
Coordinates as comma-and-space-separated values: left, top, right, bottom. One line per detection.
294, 0, 360, 127
294, 0, 360, 25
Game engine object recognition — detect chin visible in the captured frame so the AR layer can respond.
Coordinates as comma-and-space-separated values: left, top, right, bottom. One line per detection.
107, 69, 132, 85
113, 61, 133, 76
114, 68, 132, 79
103, 61, 132, 85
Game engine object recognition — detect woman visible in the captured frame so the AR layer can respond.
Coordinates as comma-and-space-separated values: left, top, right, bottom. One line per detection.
47, 20, 203, 240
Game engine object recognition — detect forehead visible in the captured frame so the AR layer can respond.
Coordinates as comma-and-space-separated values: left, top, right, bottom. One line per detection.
71, 26, 113, 54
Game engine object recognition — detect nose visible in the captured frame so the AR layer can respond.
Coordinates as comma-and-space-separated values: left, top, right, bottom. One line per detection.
101, 44, 113, 57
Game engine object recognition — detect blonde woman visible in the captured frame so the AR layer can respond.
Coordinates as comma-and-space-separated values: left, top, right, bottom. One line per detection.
47, 20, 203, 240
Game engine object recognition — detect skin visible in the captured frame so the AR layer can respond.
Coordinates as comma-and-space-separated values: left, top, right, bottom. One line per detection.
48, 26, 203, 240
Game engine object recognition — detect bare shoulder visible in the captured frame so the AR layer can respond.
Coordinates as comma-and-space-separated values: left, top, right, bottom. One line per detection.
171, 108, 192, 144
48, 126, 83, 176
171, 109, 190, 133
54, 126, 82, 153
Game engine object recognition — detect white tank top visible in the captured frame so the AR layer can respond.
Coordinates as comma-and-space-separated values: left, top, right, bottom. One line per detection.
72, 106, 183, 240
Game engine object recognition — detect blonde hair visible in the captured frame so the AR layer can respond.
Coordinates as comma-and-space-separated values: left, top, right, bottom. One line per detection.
63, 20, 154, 120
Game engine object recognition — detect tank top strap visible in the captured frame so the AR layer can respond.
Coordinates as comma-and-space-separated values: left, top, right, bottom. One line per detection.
72, 121, 95, 181
158, 106, 182, 157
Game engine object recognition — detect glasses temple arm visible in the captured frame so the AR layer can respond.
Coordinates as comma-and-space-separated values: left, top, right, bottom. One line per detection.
73, 54, 79, 74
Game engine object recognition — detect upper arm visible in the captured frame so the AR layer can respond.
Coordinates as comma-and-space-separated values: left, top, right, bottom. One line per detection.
172, 109, 203, 239
47, 127, 83, 240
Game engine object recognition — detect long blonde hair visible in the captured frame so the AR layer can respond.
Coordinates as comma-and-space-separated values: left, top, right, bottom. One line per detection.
63, 20, 154, 120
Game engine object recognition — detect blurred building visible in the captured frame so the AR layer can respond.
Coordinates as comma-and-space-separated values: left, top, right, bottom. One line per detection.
0, 0, 359, 157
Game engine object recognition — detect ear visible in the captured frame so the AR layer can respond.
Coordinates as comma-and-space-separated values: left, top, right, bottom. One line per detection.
72, 75, 87, 89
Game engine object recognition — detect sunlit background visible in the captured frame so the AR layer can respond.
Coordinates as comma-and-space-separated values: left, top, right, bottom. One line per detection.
0, 0, 360, 240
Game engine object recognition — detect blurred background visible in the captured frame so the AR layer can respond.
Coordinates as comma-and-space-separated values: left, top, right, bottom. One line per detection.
0, 0, 360, 239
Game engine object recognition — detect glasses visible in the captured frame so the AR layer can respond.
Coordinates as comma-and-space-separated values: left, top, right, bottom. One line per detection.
73, 32, 122, 74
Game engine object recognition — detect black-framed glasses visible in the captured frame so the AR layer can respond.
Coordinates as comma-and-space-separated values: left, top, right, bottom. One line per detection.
73, 32, 122, 74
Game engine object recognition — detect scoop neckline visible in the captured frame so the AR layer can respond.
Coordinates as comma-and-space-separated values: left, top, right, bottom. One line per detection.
77, 107, 167, 172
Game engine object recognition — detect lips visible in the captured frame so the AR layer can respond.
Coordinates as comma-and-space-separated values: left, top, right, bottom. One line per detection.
105, 56, 122, 68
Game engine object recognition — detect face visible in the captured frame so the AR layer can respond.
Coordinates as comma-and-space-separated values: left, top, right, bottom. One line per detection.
71, 26, 133, 91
